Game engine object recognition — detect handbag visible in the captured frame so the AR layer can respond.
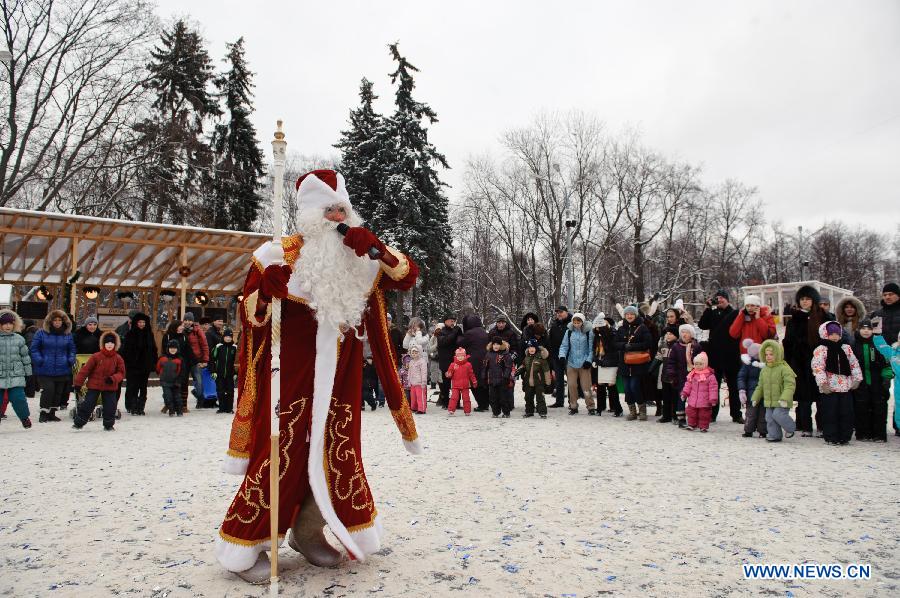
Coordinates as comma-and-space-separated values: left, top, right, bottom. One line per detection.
623, 332, 651, 365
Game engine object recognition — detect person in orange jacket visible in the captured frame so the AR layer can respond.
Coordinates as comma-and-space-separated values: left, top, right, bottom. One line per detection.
729, 295, 776, 352
72, 331, 126, 431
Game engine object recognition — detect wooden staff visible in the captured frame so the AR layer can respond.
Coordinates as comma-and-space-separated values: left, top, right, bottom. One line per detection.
269, 120, 287, 596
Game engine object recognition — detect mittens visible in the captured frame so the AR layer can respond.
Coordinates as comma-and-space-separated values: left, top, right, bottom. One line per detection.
259, 264, 292, 302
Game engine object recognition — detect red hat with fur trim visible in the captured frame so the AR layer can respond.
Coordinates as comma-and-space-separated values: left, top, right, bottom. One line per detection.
295, 170, 352, 213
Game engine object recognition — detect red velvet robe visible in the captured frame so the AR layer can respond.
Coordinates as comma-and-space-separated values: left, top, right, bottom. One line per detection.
215, 235, 420, 572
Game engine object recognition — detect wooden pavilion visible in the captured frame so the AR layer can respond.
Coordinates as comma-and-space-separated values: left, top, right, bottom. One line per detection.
0, 207, 268, 335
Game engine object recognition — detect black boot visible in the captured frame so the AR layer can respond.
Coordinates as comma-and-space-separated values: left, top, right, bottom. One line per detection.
568, 407, 578, 415
39, 411, 50, 423
48, 409, 61, 422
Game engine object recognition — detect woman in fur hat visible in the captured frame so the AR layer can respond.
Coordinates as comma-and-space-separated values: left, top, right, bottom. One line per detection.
29, 310, 76, 422
783, 285, 829, 436
120, 312, 158, 415
835, 296, 866, 345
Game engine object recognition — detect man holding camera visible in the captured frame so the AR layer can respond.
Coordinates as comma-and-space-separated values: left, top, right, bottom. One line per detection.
698, 290, 742, 423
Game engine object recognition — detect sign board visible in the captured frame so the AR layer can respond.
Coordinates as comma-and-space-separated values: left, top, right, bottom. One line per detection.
97, 307, 131, 331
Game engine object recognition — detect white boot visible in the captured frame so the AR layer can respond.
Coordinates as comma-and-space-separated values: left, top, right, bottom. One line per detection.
236, 551, 271, 584
288, 494, 344, 567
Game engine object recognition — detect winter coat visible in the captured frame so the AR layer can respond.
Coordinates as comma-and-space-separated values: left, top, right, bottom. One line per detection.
206, 327, 224, 355
446, 357, 477, 389
120, 312, 158, 374
852, 335, 890, 390
73, 326, 102, 355
389, 325, 405, 366
548, 314, 573, 355
362, 360, 379, 390
871, 300, 900, 348
615, 320, 654, 377
30, 310, 76, 377
558, 318, 594, 369
156, 355, 183, 386
592, 326, 619, 368
458, 315, 489, 383
836, 297, 866, 342
750, 340, 796, 408
0, 310, 32, 389
811, 323, 862, 393
681, 368, 719, 408
736, 354, 763, 397
518, 347, 552, 388
698, 304, 740, 375
212, 341, 238, 380
482, 342, 514, 386
728, 305, 776, 351
664, 340, 701, 392
403, 330, 431, 355
184, 323, 209, 363
162, 332, 190, 371
73, 332, 125, 392
406, 354, 428, 387
489, 323, 520, 356
873, 336, 900, 429
783, 306, 828, 403
655, 336, 674, 387
435, 325, 463, 371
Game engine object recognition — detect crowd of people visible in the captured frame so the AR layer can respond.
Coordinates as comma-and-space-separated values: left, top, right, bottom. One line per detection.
2, 282, 898, 445
0, 309, 239, 431
374, 282, 900, 444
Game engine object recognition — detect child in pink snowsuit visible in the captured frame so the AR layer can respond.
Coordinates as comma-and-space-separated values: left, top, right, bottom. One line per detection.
445, 347, 477, 415
406, 345, 429, 414
681, 352, 719, 432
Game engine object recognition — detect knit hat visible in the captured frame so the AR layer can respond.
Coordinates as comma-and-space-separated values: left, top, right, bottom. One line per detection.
83, 316, 98, 326
495, 315, 508, 323
556, 305, 568, 313
571, 312, 586, 325
743, 294, 762, 307
742, 338, 761, 359
693, 352, 709, 368
623, 305, 639, 317
825, 321, 842, 336
859, 318, 873, 330
409, 345, 421, 354
678, 324, 694, 338
491, 335, 504, 345
455, 347, 467, 358
223, 328, 234, 338
714, 289, 729, 301
663, 324, 679, 337
883, 282, 900, 295
0, 312, 15, 325
167, 340, 180, 350
182, 312, 195, 322
525, 338, 539, 349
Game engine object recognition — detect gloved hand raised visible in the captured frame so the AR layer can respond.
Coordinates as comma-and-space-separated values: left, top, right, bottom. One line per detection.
259, 264, 292, 302
341, 227, 399, 267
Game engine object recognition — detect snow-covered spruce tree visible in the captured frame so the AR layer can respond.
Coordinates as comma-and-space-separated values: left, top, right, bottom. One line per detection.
376, 43, 454, 319
334, 78, 386, 226
209, 37, 266, 231
136, 19, 219, 225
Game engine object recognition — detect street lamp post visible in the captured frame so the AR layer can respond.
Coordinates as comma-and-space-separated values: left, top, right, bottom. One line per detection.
553, 164, 576, 311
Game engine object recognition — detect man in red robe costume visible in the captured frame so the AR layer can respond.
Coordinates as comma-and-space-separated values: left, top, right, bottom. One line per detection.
215, 169, 421, 582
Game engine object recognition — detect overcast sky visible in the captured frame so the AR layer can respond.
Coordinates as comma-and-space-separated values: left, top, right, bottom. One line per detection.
155, 0, 900, 233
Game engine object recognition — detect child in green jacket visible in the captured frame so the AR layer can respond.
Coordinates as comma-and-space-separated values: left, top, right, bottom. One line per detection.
517, 339, 552, 418
750, 339, 797, 442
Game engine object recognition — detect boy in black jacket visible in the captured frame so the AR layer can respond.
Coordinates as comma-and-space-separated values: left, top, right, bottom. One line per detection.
212, 329, 237, 414
482, 337, 515, 418
852, 320, 892, 441
362, 355, 379, 411
156, 340, 183, 417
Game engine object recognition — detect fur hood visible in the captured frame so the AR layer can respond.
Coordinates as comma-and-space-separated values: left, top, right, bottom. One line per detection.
835, 296, 865, 325
100, 330, 121, 352
130, 311, 152, 326
485, 339, 511, 352
0, 308, 24, 333
527, 346, 550, 360
760, 339, 784, 365
42, 309, 73, 334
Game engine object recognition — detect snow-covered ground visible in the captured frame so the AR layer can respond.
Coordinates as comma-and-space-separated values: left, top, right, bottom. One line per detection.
2, 387, 898, 597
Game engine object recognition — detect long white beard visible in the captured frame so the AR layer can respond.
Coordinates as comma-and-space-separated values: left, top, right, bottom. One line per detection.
293, 208, 375, 331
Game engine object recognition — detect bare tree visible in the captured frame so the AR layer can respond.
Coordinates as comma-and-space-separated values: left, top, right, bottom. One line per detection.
0, 0, 157, 210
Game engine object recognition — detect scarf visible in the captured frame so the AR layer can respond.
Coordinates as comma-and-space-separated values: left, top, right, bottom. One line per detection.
821, 339, 850, 376
687, 365, 711, 383
681, 341, 694, 372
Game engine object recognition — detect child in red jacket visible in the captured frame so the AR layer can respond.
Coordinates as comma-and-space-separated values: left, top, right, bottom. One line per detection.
72, 331, 125, 431
681, 352, 719, 432
445, 347, 477, 415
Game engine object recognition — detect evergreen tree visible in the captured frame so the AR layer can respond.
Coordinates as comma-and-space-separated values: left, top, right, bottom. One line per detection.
377, 43, 454, 319
136, 20, 218, 225
334, 78, 386, 225
210, 37, 266, 231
